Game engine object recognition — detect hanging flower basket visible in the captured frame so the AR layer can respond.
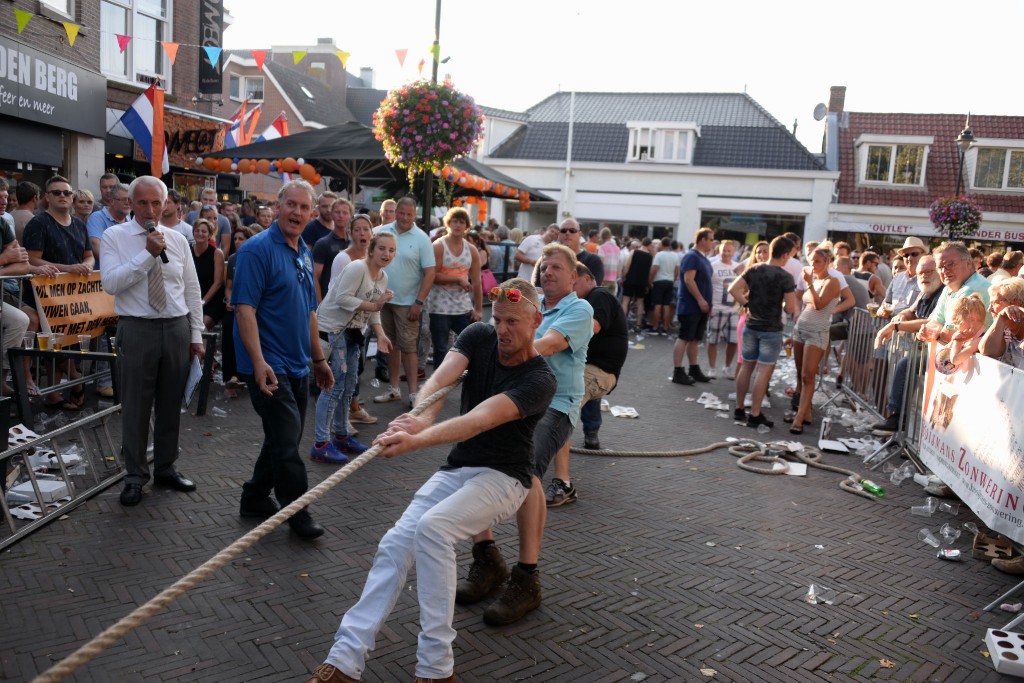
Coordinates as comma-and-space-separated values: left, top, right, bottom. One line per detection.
373, 79, 484, 187
928, 195, 982, 241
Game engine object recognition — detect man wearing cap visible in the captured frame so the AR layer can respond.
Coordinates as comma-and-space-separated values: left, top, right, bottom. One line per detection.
881, 237, 927, 318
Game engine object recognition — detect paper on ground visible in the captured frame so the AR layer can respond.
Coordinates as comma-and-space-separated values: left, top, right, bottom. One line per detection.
771, 461, 808, 476
610, 406, 639, 418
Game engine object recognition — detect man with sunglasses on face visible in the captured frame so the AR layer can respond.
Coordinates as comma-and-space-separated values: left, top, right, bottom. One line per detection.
553, 217, 603, 286
308, 279, 555, 683
23, 176, 94, 276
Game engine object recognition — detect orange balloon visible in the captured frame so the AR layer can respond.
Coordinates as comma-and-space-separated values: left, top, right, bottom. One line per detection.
256, 159, 271, 174
300, 163, 316, 180
312, 173, 322, 185
472, 177, 485, 191
219, 158, 233, 172
203, 157, 219, 171
283, 157, 297, 173
236, 159, 249, 173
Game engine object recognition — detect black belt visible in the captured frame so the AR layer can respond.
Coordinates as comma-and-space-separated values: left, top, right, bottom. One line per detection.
318, 331, 330, 342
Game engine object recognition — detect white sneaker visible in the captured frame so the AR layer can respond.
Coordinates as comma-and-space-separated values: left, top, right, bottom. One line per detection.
408, 392, 417, 408
373, 386, 402, 403
706, 369, 718, 379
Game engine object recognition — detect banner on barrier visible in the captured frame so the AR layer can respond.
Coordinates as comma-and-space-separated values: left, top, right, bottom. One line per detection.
30, 272, 117, 337
918, 344, 1024, 543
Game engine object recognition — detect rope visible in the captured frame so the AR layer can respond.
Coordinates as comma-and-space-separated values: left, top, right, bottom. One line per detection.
31, 373, 466, 683
571, 440, 880, 501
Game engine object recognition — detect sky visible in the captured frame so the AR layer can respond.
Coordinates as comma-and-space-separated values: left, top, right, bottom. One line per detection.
222, 0, 1024, 153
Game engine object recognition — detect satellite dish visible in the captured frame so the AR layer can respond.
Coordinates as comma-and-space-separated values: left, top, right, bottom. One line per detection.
813, 103, 828, 121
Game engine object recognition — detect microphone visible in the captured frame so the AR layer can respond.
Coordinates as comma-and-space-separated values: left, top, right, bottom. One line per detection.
145, 220, 169, 263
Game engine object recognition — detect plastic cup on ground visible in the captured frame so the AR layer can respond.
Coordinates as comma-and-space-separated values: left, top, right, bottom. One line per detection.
938, 501, 960, 515
911, 497, 939, 516
964, 522, 980, 535
918, 529, 941, 548
939, 523, 961, 545
36, 333, 50, 351
78, 334, 90, 353
806, 584, 836, 605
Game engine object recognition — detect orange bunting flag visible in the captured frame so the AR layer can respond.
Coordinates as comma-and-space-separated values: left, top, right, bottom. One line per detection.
160, 41, 179, 65
251, 49, 267, 72
417, 59, 424, 76
395, 48, 407, 67
14, 9, 32, 34
292, 51, 306, 65
116, 34, 131, 53
335, 51, 350, 69
62, 22, 80, 46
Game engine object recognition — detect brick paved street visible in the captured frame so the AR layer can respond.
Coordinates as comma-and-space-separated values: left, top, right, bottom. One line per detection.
0, 333, 1019, 682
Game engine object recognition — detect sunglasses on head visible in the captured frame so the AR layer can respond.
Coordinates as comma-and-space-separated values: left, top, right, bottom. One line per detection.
488, 287, 537, 308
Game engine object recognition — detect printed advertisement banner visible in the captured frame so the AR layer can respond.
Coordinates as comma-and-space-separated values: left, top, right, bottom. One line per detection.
918, 345, 1024, 543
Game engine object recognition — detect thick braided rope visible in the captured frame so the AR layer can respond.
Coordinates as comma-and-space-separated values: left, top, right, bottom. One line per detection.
31, 373, 465, 683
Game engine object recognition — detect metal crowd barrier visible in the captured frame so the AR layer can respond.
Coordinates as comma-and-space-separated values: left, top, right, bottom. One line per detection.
487, 241, 518, 283
829, 307, 928, 470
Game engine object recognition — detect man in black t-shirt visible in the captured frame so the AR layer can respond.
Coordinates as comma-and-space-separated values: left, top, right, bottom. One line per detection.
573, 264, 628, 451
728, 235, 798, 429
311, 197, 352, 301
310, 278, 555, 683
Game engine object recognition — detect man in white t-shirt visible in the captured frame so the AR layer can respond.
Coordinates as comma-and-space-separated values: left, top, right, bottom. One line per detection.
706, 240, 741, 378
515, 224, 558, 280
161, 190, 196, 246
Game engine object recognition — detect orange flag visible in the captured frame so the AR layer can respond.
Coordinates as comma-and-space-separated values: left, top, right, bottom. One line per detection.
395, 48, 407, 67
160, 41, 179, 65
417, 59, 424, 76
251, 49, 267, 71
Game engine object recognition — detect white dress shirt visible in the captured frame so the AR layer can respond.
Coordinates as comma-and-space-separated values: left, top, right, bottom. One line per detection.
100, 218, 204, 343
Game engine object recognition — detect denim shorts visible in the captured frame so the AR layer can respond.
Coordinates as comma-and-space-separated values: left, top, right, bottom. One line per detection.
532, 408, 572, 477
741, 328, 783, 364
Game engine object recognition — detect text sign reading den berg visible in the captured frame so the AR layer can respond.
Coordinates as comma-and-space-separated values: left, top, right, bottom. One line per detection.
0, 35, 106, 138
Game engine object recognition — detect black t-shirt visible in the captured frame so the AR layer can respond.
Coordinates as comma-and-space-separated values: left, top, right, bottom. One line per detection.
312, 232, 349, 296
577, 250, 604, 287
443, 322, 556, 487
742, 263, 796, 332
23, 212, 89, 265
584, 286, 628, 378
301, 218, 331, 249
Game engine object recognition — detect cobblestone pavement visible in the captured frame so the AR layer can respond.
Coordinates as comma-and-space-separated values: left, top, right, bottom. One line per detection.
0, 332, 1019, 682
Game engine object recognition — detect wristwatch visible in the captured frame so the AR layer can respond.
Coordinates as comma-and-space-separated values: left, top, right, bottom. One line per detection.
414, 298, 424, 306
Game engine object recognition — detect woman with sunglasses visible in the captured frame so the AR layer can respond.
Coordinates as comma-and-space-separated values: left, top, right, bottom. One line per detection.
191, 219, 225, 330
427, 208, 483, 369
311, 232, 395, 464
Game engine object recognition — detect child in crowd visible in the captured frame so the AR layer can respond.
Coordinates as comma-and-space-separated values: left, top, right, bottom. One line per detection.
941, 294, 988, 373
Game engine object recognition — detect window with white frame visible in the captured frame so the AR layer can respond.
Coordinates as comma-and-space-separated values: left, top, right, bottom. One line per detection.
626, 122, 699, 164
39, 0, 73, 16
229, 75, 264, 102
100, 0, 172, 91
856, 135, 932, 187
972, 144, 1024, 191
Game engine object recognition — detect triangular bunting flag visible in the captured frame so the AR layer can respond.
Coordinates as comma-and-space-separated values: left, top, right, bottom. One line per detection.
116, 34, 131, 53
62, 22, 80, 47
417, 59, 425, 76
251, 49, 267, 72
395, 48, 407, 67
14, 9, 32, 34
335, 51, 350, 69
203, 46, 222, 69
429, 43, 440, 62
160, 41, 179, 65
292, 51, 306, 65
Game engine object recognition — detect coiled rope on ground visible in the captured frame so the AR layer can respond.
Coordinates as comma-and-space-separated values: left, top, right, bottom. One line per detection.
571, 440, 879, 500
31, 373, 466, 683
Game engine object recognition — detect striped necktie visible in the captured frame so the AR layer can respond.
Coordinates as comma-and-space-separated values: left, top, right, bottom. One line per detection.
148, 259, 167, 312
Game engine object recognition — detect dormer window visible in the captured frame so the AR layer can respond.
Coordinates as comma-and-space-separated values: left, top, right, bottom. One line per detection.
970, 140, 1024, 191
855, 134, 932, 187
627, 121, 699, 164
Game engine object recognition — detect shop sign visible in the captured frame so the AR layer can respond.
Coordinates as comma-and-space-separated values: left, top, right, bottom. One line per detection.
133, 110, 225, 169
833, 221, 1024, 243
0, 34, 106, 138
198, 0, 224, 95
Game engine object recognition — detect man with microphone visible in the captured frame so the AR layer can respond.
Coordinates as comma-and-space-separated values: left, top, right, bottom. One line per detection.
100, 176, 205, 507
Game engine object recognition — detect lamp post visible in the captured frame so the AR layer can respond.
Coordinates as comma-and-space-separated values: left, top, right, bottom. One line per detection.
420, 0, 442, 229
954, 114, 974, 196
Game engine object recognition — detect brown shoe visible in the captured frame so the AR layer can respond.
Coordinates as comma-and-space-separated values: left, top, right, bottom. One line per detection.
456, 543, 509, 605
307, 663, 359, 683
413, 675, 455, 683
349, 399, 378, 424
992, 555, 1024, 575
483, 566, 541, 626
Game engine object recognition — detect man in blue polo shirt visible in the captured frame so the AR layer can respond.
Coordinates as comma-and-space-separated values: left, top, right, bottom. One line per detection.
233, 179, 335, 540
457, 242, 593, 627
672, 227, 716, 385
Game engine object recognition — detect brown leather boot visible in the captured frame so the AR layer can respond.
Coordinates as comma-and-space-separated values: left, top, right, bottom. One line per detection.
455, 543, 508, 605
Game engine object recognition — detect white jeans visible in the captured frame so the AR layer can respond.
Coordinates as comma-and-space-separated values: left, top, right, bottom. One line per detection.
326, 467, 526, 679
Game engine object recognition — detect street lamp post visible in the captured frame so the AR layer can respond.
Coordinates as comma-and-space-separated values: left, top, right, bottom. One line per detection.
954, 114, 974, 196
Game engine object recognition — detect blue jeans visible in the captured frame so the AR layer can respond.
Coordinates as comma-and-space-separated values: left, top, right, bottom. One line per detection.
888, 357, 909, 414
314, 332, 359, 443
326, 467, 527, 679
429, 312, 472, 369
241, 374, 309, 508
580, 398, 602, 433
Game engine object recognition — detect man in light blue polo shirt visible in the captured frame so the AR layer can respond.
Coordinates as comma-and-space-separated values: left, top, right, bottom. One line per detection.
233, 179, 334, 541
457, 242, 593, 627
372, 196, 435, 406
922, 240, 992, 344
86, 183, 129, 269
